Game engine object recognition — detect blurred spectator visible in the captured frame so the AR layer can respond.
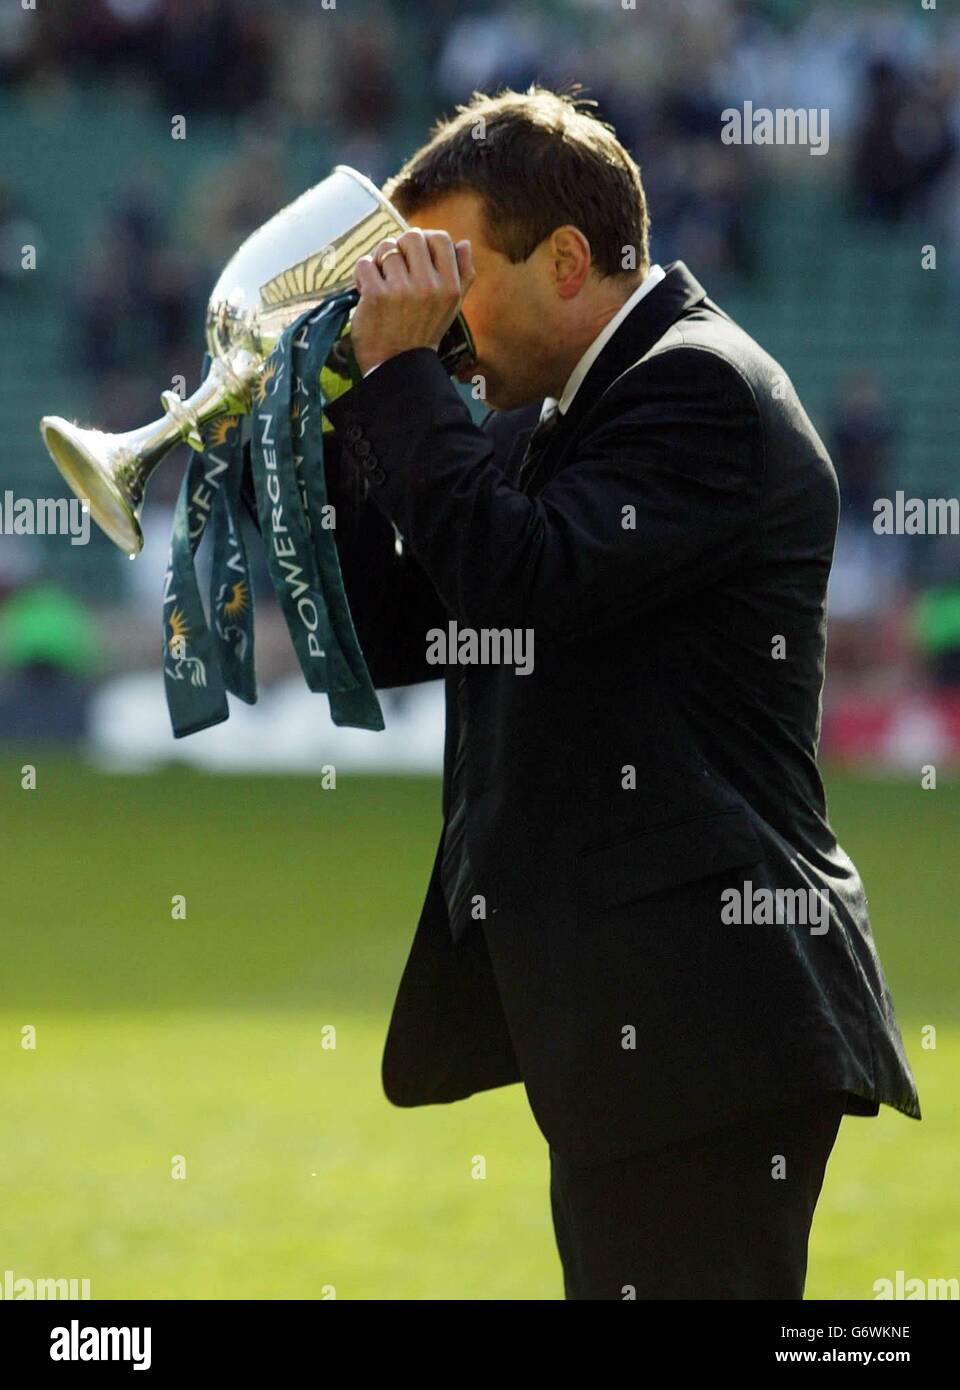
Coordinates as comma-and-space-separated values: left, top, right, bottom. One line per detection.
154, 0, 273, 116
0, 0, 33, 83
0, 585, 100, 739
435, 4, 547, 106
334, 19, 401, 135
72, 178, 206, 376
186, 131, 289, 270
0, 181, 43, 290
51, 0, 166, 86
643, 117, 757, 281
829, 371, 896, 528
851, 58, 957, 222
913, 583, 960, 689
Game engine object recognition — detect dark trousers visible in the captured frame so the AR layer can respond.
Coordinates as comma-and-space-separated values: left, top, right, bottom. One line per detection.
549, 1092, 846, 1300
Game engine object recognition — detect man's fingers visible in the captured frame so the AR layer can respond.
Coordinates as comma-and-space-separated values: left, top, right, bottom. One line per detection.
423, 229, 459, 287
354, 254, 384, 292
350, 228, 467, 372
378, 250, 408, 287
363, 238, 408, 287
397, 228, 438, 288
455, 239, 476, 295
363, 230, 466, 305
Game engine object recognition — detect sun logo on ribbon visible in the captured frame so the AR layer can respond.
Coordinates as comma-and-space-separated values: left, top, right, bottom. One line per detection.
254, 361, 278, 404
222, 579, 248, 618
207, 414, 240, 447
167, 607, 188, 653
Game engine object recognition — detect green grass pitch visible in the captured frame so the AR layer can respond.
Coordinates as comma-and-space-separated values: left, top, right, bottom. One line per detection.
0, 760, 954, 1299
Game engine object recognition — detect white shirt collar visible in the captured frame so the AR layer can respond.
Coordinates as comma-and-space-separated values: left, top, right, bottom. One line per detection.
540, 263, 666, 421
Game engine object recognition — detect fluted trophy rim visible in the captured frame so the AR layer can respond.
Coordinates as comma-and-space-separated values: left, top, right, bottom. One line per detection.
39, 415, 143, 555
334, 163, 404, 223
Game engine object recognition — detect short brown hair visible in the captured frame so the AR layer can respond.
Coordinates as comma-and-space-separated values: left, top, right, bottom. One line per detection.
383, 86, 650, 280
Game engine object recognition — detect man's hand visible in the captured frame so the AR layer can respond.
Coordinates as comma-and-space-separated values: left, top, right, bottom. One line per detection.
349, 228, 475, 376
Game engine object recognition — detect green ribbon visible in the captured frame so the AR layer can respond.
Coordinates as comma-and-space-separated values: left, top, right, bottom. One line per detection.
294, 297, 381, 729
161, 400, 235, 737
249, 295, 383, 730
162, 291, 383, 739
209, 415, 257, 705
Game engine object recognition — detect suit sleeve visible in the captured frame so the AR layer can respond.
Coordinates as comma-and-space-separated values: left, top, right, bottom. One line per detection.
324, 345, 764, 643
239, 433, 448, 689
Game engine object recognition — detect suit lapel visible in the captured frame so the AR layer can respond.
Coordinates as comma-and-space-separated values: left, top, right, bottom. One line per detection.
520, 260, 709, 495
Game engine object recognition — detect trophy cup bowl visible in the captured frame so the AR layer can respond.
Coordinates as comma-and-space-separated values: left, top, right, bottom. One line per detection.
40, 166, 476, 555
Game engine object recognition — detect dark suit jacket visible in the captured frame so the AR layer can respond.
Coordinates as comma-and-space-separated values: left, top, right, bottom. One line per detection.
259, 260, 921, 1166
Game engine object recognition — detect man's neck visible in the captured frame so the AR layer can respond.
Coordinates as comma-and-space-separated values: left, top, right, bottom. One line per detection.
548, 272, 645, 398
546, 264, 665, 417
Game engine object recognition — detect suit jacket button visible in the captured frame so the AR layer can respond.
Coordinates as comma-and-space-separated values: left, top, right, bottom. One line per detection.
369, 464, 387, 485
354, 438, 372, 458
344, 424, 363, 444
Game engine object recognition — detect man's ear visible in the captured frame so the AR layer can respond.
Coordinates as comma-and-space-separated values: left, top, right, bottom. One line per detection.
551, 225, 592, 300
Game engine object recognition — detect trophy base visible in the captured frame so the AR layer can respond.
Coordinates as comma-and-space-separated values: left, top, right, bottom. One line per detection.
40, 417, 144, 555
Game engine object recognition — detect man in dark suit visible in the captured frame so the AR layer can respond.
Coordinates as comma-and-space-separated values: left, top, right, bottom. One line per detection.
270, 88, 921, 1298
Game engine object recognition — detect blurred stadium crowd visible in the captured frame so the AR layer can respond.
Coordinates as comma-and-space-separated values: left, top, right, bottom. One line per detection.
1, 0, 959, 765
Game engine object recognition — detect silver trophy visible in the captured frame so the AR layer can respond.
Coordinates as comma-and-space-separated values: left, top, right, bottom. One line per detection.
39, 166, 475, 554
